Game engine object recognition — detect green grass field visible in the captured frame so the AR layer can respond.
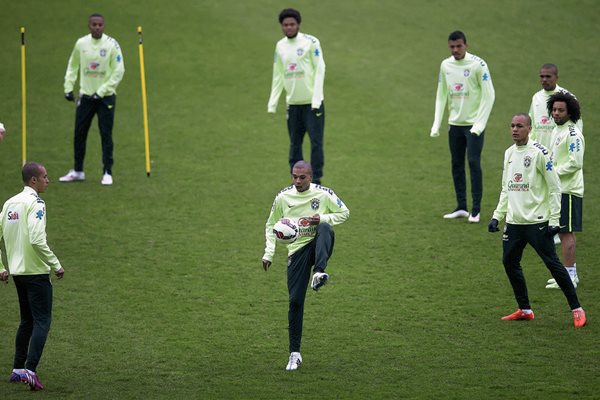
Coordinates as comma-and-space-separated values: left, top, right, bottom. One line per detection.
1, 0, 599, 398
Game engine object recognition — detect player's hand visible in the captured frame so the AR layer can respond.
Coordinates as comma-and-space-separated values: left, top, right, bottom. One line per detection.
55, 267, 65, 279
488, 219, 499, 232
65, 92, 75, 102
430, 131, 440, 138
262, 259, 272, 271
0, 271, 8, 283
470, 129, 482, 136
547, 225, 560, 237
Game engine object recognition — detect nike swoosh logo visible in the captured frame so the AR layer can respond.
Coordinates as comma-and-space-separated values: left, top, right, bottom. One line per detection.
539, 226, 545, 230
287, 204, 294, 208
315, 113, 323, 117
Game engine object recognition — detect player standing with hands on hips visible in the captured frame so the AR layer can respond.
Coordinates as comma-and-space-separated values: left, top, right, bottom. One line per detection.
0, 162, 66, 391
60, 13, 124, 186
262, 161, 349, 370
430, 31, 495, 223
268, 8, 326, 184
488, 114, 585, 328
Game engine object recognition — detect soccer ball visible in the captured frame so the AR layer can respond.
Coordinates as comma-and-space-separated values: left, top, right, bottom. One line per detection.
273, 218, 299, 243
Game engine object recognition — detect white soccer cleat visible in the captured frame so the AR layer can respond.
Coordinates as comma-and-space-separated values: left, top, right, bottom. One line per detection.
553, 235, 561, 245
443, 209, 469, 219
59, 169, 85, 182
468, 213, 480, 223
101, 173, 113, 186
311, 272, 329, 291
285, 352, 302, 371
545, 275, 578, 289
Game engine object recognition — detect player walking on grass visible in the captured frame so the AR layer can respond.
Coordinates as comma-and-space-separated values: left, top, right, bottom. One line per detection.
544, 92, 585, 290
488, 114, 585, 328
262, 161, 349, 370
0, 162, 66, 391
61, 13, 125, 186
268, 8, 326, 184
430, 31, 495, 223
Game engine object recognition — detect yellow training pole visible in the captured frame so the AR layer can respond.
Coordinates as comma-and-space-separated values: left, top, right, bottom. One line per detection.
21, 27, 27, 166
138, 26, 151, 177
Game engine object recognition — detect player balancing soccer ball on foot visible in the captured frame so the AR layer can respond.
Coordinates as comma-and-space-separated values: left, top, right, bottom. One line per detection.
273, 218, 299, 244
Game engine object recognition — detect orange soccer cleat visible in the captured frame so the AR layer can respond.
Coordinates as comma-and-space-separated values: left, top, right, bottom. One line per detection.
572, 308, 587, 328
501, 309, 535, 321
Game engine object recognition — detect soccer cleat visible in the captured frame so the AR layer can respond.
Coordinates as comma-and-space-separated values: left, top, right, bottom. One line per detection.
443, 209, 469, 219
501, 309, 535, 321
545, 276, 578, 289
468, 213, 480, 223
572, 308, 586, 328
285, 352, 302, 371
101, 173, 113, 186
311, 272, 329, 291
9, 370, 27, 383
59, 169, 85, 182
547, 274, 579, 285
24, 370, 44, 391
553, 235, 561, 245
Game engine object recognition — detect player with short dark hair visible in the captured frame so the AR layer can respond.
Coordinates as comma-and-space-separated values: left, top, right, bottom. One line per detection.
430, 30, 495, 223
262, 161, 349, 370
1, 162, 66, 390
544, 92, 585, 289
488, 114, 585, 328
268, 9, 327, 184
60, 13, 125, 186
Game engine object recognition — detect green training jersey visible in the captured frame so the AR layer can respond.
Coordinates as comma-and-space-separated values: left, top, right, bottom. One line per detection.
492, 140, 561, 226
64, 33, 125, 97
431, 52, 495, 136
0, 187, 62, 275
550, 122, 584, 197
263, 183, 349, 262
267, 32, 325, 112
528, 85, 583, 149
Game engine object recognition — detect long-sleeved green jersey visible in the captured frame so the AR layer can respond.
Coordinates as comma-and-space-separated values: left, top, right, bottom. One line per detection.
550, 122, 584, 197
64, 33, 125, 97
267, 32, 325, 112
431, 52, 495, 136
0, 187, 62, 275
492, 140, 561, 226
263, 183, 349, 262
528, 85, 583, 149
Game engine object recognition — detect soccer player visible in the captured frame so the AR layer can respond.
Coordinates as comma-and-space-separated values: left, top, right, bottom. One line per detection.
488, 114, 585, 328
262, 161, 349, 370
60, 13, 125, 186
430, 31, 495, 223
267, 8, 326, 184
0, 162, 66, 391
544, 92, 585, 289
529, 64, 582, 149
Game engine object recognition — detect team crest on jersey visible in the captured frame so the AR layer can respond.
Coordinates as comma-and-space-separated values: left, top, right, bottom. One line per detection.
100, 49, 107, 57
311, 198, 320, 210
296, 48, 304, 56
464, 69, 470, 77
523, 155, 532, 168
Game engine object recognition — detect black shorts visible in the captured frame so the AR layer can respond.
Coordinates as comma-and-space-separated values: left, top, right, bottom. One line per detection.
560, 193, 583, 232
